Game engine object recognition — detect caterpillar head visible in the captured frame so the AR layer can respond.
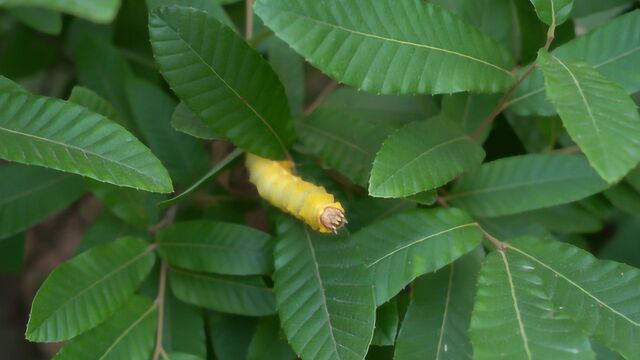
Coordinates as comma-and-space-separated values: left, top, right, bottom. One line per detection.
319, 206, 346, 234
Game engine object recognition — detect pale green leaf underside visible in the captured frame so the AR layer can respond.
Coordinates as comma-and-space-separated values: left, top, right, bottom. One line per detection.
53, 296, 157, 360
502, 237, 640, 359
537, 50, 640, 183
395, 249, 483, 360
354, 208, 482, 305
149, 6, 294, 159
26, 237, 156, 342
448, 153, 609, 217
369, 118, 485, 197
471, 242, 595, 360
0, 164, 86, 239
273, 219, 375, 360
0, 0, 121, 23
529, 0, 573, 26
169, 268, 276, 316
508, 10, 640, 116
0, 91, 173, 193
157, 221, 273, 275
255, 0, 515, 94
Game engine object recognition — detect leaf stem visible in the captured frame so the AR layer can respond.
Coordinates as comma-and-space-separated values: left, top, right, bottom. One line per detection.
472, 64, 538, 140
152, 261, 168, 360
148, 206, 178, 233
245, 0, 254, 39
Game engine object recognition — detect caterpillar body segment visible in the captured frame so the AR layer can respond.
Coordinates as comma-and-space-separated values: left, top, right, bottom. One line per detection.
245, 154, 345, 233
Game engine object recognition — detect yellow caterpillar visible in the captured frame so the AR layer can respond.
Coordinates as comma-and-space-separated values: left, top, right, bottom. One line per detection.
245, 153, 346, 233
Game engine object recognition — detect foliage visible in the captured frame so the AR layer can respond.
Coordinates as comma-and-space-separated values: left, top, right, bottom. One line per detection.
1, 1, 639, 360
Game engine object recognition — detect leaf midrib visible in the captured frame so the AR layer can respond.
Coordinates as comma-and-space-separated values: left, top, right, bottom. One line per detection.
371, 136, 471, 193
435, 263, 455, 360
302, 226, 341, 359
267, 7, 512, 76
447, 173, 599, 200
508, 46, 640, 107
156, 13, 288, 156
366, 223, 477, 268
0, 173, 70, 207
508, 244, 640, 328
98, 302, 156, 360
28, 244, 155, 335
0, 126, 158, 185
499, 250, 533, 360
171, 267, 271, 291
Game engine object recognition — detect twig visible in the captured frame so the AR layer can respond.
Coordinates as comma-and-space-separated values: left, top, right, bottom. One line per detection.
304, 80, 339, 116
472, 64, 538, 139
245, 0, 254, 39
477, 225, 508, 251
152, 261, 169, 360
148, 206, 178, 233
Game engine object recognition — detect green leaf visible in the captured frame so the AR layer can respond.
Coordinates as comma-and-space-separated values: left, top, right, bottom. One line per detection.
0, 233, 24, 273
169, 268, 276, 316
0, 0, 121, 23
0, 91, 173, 193
529, 0, 574, 26
523, 203, 603, 234
268, 38, 305, 118
537, 50, 640, 182
369, 118, 485, 197
168, 353, 204, 360
147, 0, 236, 29
471, 241, 594, 360
320, 88, 437, 123
149, 6, 294, 159
354, 208, 482, 305
171, 102, 218, 140
0, 164, 86, 239
247, 316, 296, 360
163, 292, 206, 358
447, 154, 609, 217
604, 183, 640, 216
372, 298, 399, 347
478, 215, 551, 241
395, 249, 483, 360
68, 86, 121, 125
441, 93, 501, 143
125, 78, 209, 186
8, 7, 62, 35
72, 34, 136, 131
53, 296, 157, 360
599, 219, 640, 268
255, 0, 514, 94
458, 0, 522, 59
76, 212, 147, 255
273, 219, 375, 360
297, 108, 396, 187
627, 166, 640, 193
26, 237, 156, 341
571, 0, 635, 17
91, 184, 163, 228
157, 221, 273, 275
497, 237, 640, 359
0, 75, 25, 92
509, 11, 640, 116
208, 313, 257, 360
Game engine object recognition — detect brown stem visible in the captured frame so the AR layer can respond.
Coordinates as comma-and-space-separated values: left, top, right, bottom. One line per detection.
476, 225, 508, 251
152, 261, 168, 360
552, 145, 581, 154
304, 80, 339, 116
472, 64, 538, 140
245, 0, 254, 39
148, 206, 178, 233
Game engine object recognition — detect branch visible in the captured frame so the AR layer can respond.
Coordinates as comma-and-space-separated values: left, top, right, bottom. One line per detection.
152, 261, 169, 360
304, 80, 339, 116
476, 225, 508, 251
148, 206, 177, 233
